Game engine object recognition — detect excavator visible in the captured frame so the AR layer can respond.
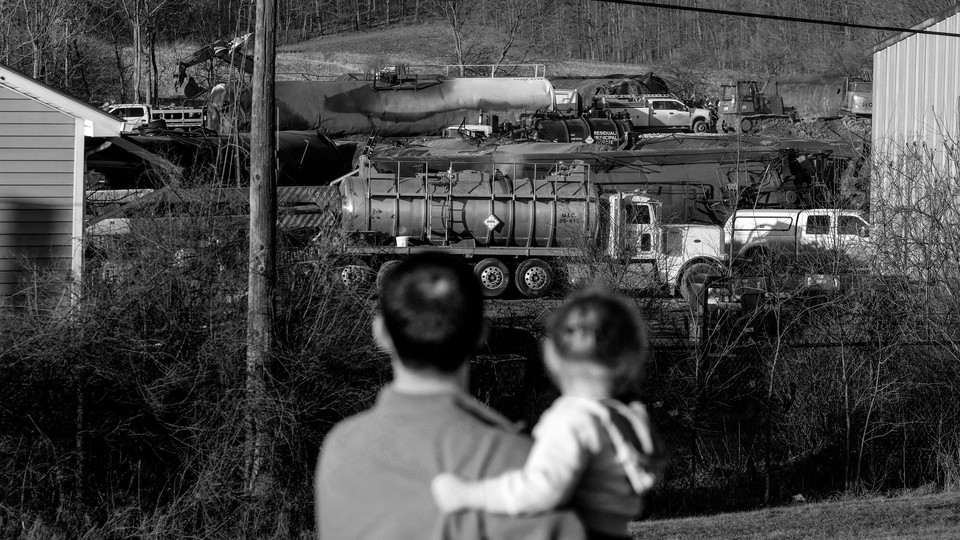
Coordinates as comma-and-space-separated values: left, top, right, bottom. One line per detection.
175, 32, 255, 98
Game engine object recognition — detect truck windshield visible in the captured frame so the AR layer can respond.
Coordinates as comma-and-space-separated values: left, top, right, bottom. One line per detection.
626, 205, 651, 224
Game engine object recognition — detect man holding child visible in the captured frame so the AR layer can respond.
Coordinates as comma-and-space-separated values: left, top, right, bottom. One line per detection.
316, 252, 665, 540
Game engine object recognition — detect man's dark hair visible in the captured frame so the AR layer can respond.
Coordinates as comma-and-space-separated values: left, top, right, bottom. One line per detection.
379, 253, 484, 373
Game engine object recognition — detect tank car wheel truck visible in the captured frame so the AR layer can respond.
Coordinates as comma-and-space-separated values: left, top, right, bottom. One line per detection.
336, 156, 726, 299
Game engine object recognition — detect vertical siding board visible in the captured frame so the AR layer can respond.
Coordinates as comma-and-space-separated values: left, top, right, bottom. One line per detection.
71, 117, 84, 294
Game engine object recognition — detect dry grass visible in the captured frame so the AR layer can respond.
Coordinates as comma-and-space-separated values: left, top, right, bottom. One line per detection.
630, 490, 960, 540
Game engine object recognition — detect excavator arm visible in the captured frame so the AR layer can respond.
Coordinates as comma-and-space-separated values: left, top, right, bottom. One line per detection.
176, 33, 255, 90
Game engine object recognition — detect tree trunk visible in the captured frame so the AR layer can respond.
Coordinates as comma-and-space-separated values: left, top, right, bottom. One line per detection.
132, 2, 142, 102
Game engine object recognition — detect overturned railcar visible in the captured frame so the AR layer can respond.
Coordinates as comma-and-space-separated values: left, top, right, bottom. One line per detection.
208, 77, 556, 137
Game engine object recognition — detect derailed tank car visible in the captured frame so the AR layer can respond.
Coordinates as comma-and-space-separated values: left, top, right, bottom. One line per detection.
207, 77, 556, 137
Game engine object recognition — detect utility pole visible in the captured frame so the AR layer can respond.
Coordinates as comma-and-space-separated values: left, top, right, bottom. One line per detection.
245, 0, 276, 503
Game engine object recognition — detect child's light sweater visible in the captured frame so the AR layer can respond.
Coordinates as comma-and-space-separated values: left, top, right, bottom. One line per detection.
475, 395, 665, 537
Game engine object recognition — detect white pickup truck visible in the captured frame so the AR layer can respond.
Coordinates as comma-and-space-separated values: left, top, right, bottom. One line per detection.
593, 93, 714, 133
665, 207, 872, 296
725, 208, 871, 269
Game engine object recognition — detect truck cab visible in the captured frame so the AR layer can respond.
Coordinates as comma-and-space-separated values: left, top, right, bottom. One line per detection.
605, 193, 726, 293
725, 208, 871, 272
840, 78, 873, 117
106, 104, 151, 131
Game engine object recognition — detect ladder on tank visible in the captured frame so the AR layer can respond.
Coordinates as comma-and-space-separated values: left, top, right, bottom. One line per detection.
425, 170, 455, 245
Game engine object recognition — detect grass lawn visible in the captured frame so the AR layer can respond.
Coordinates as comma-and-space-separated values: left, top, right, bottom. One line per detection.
630, 491, 960, 539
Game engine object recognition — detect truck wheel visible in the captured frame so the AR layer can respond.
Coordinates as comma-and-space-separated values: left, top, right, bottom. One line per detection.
474, 258, 510, 297
514, 259, 554, 298
679, 261, 724, 303
339, 261, 374, 290
375, 260, 402, 293
739, 118, 754, 133
692, 119, 708, 133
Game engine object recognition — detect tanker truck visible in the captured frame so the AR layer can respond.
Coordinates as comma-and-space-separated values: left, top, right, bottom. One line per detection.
337, 156, 726, 298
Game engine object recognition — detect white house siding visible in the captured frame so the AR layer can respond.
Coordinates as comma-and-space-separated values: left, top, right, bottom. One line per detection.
0, 85, 76, 296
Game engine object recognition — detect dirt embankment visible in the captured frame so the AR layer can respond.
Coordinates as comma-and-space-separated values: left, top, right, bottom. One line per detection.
753, 116, 871, 145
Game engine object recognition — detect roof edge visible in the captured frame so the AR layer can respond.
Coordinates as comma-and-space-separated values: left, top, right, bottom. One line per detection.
872, 3, 960, 54
0, 63, 127, 136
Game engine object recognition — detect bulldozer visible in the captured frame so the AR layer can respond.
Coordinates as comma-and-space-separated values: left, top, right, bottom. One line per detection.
715, 80, 794, 133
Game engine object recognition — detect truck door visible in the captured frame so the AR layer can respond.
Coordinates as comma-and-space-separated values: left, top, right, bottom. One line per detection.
607, 195, 656, 260
798, 212, 831, 256
624, 198, 656, 258
649, 100, 686, 128
656, 99, 692, 128
836, 213, 870, 265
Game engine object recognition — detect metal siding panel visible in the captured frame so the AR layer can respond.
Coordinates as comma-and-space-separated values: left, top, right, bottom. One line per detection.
2, 160, 75, 174
0, 148, 73, 161
2, 111, 75, 124
0, 82, 83, 296
0, 98, 55, 112
0, 190, 72, 201
0, 207, 72, 222
0, 135, 73, 149
0, 124, 74, 136
0, 172, 73, 187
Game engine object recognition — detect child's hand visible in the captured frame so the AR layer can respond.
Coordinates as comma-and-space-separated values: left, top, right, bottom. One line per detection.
431, 473, 469, 513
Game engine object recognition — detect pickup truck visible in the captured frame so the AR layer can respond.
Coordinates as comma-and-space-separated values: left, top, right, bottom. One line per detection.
665, 207, 872, 298
725, 208, 870, 269
592, 93, 714, 133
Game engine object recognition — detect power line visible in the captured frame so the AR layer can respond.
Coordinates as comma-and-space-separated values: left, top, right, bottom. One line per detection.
593, 0, 960, 38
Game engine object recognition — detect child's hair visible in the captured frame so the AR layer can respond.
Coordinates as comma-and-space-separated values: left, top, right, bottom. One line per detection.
544, 288, 649, 391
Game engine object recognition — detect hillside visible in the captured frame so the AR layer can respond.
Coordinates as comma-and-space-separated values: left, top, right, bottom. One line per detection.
630, 490, 960, 539
277, 22, 672, 79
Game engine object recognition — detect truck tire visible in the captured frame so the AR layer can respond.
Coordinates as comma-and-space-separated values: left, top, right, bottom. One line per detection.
339, 261, 374, 291
514, 259, 554, 298
474, 258, 510, 297
692, 119, 708, 133
678, 261, 724, 302
375, 260, 402, 293
739, 118, 754, 133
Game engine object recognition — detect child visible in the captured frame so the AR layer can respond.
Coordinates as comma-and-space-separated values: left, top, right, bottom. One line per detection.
431, 288, 668, 540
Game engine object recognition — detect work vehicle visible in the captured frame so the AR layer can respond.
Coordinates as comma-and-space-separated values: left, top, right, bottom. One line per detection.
105, 103, 207, 132
593, 93, 714, 133
840, 77, 873, 117
724, 208, 871, 273
336, 156, 724, 298
715, 81, 793, 133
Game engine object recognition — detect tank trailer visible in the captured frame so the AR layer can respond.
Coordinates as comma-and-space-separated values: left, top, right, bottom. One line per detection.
337, 156, 724, 298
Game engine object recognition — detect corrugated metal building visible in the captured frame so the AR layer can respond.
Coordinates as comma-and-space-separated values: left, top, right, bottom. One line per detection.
0, 64, 125, 302
871, 4, 960, 277
872, 4, 960, 172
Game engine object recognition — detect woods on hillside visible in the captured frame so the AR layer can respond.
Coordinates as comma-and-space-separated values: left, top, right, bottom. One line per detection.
1, 0, 956, 103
